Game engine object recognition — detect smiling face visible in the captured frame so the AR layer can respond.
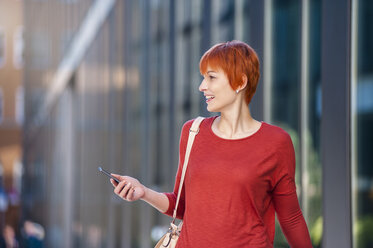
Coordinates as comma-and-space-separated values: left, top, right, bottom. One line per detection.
199, 66, 238, 113
199, 41, 260, 106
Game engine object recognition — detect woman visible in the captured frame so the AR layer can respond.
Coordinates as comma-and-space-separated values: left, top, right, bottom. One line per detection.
111, 40, 313, 247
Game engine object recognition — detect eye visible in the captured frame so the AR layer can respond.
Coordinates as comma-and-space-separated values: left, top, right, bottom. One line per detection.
209, 75, 216, 80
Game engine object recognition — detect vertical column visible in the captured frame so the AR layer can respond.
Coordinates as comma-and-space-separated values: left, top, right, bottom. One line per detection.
262, 0, 273, 123
107, 6, 117, 247
168, 0, 176, 177
60, 85, 75, 248
200, 0, 212, 117
300, 0, 310, 219
321, 0, 351, 247
121, 1, 133, 247
140, 0, 152, 247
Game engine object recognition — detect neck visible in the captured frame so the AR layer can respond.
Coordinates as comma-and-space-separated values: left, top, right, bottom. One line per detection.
216, 104, 258, 138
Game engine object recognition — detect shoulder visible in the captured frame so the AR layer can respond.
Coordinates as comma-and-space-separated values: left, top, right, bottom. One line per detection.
264, 123, 296, 173
181, 119, 194, 131
262, 122, 294, 147
181, 116, 215, 133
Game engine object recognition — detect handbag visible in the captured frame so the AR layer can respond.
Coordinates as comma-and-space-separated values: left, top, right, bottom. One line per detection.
154, 116, 205, 248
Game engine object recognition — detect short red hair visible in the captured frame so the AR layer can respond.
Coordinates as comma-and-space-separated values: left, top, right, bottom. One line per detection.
199, 40, 260, 104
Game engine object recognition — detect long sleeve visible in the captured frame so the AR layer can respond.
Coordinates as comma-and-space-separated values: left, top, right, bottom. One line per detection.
272, 132, 313, 248
163, 120, 193, 219
273, 191, 313, 247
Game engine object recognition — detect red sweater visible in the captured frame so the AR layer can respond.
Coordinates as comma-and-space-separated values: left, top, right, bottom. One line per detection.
164, 116, 312, 248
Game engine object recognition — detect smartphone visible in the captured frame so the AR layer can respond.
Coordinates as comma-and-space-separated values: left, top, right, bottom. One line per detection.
98, 166, 121, 184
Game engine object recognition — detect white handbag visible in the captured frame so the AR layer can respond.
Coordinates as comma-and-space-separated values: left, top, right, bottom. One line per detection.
154, 117, 204, 248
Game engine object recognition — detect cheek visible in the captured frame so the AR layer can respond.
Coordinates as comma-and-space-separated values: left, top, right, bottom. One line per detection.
217, 83, 235, 97
215, 87, 236, 104
212, 79, 233, 93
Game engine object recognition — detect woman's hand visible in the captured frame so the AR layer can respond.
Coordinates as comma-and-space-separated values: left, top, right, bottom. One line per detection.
111, 174, 146, 202
110, 174, 169, 213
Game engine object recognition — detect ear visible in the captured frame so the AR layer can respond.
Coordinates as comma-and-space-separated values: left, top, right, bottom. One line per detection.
239, 74, 248, 91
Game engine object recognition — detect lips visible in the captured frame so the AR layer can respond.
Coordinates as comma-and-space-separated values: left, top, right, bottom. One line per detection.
205, 95, 215, 103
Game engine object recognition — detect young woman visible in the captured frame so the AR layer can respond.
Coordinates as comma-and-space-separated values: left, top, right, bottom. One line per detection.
111, 40, 313, 247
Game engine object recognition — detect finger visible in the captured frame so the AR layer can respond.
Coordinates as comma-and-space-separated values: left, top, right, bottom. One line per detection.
114, 180, 127, 195
119, 182, 132, 199
111, 173, 123, 180
119, 182, 131, 199
110, 179, 118, 187
126, 187, 135, 201
111, 174, 124, 182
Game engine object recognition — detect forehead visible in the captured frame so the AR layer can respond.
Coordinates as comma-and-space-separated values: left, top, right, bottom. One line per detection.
205, 65, 223, 74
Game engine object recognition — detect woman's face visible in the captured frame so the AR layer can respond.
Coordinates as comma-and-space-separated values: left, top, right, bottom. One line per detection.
199, 66, 237, 112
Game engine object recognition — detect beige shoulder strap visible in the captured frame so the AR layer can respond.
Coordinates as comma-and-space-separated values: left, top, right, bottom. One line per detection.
172, 116, 204, 221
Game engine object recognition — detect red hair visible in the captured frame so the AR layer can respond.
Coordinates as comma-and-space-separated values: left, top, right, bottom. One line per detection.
199, 40, 260, 104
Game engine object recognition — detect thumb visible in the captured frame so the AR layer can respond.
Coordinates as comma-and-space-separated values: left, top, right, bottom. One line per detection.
111, 173, 124, 180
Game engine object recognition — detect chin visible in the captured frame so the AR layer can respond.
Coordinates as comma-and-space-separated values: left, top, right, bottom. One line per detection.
207, 105, 220, 113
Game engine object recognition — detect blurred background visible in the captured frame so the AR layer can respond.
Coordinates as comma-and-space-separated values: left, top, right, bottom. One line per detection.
0, 0, 372, 247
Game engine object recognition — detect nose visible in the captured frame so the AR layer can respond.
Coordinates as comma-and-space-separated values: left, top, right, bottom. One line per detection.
199, 78, 207, 92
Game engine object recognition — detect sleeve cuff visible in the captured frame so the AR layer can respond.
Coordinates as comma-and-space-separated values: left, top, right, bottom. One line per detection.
163, 192, 176, 216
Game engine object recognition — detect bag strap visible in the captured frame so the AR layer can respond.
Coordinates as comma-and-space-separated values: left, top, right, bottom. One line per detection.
172, 116, 204, 222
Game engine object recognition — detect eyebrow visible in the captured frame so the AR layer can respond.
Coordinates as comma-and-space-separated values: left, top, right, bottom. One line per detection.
207, 70, 217, 73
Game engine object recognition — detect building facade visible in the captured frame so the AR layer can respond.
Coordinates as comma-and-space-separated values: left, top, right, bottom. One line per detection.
0, 0, 24, 231
22, 0, 372, 247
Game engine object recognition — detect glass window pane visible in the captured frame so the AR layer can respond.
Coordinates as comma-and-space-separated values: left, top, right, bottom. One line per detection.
0, 27, 5, 67
271, 0, 301, 131
271, 0, 301, 244
13, 26, 24, 69
16, 86, 24, 125
0, 89, 3, 123
352, 0, 373, 247
304, 0, 322, 247
270, 1, 322, 247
